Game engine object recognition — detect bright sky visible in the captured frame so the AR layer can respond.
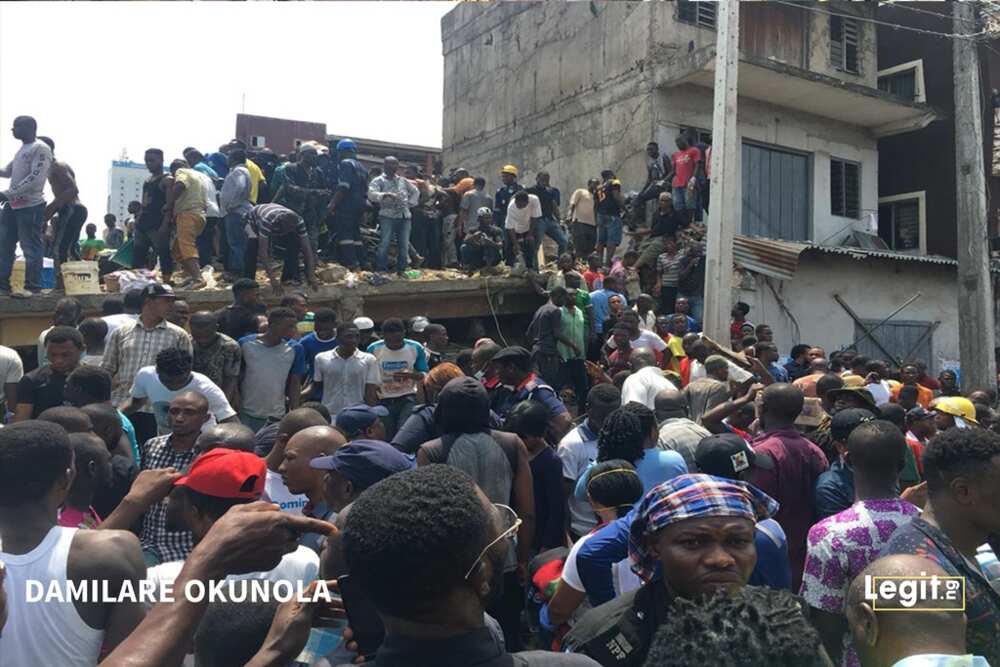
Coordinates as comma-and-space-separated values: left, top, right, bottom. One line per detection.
0, 1, 451, 220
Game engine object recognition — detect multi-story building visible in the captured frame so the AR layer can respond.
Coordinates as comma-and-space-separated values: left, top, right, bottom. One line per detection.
106, 160, 147, 225
234, 113, 329, 156
441, 1, 1000, 371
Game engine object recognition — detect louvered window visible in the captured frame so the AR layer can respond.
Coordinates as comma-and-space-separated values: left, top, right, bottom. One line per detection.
830, 15, 860, 74
677, 0, 717, 30
878, 199, 921, 251
831, 159, 860, 218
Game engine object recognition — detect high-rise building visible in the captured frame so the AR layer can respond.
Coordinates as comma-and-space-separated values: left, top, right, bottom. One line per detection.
106, 160, 147, 226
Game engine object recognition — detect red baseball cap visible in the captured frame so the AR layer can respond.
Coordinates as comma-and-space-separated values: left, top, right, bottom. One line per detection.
174, 448, 266, 499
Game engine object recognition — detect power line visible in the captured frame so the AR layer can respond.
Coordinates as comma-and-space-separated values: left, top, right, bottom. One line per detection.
878, 1, 974, 26
769, 0, 993, 42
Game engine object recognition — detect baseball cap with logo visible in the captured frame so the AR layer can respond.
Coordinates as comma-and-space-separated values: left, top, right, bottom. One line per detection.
695, 433, 774, 479
335, 404, 389, 438
141, 283, 176, 302
173, 448, 266, 499
309, 439, 415, 490
831, 408, 877, 443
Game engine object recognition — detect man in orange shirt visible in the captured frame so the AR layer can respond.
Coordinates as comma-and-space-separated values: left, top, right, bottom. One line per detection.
890, 363, 933, 408
792, 357, 830, 397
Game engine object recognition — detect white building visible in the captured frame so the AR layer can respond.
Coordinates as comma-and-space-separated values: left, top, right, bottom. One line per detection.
106, 160, 147, 226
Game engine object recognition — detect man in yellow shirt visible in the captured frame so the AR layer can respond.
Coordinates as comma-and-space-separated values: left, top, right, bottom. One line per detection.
167, 159, 208, 289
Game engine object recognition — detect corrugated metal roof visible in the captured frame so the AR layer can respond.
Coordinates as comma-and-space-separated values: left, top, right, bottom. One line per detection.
732, 236, 806, 280
732, 235, 962, 280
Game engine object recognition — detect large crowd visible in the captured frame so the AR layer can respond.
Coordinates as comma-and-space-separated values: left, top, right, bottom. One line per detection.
1, 113, 999, 667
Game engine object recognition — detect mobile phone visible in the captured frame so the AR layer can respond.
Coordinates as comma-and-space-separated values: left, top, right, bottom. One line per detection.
338, 574, 385, 657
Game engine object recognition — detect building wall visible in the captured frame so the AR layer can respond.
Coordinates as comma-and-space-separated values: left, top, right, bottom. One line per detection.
877, 5, 1000, 256
652, 85, 877, 245
442, 1, 659, 197
737, 252, 959, 373
106, 161, 147, 225
442, 1, 880, 230
235, 114, 327, 155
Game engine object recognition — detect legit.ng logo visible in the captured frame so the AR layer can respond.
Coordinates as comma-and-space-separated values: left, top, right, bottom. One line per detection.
865, 574, 965, 611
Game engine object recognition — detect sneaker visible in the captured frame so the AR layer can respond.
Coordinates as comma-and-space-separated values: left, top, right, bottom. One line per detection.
11, 288, 33, 299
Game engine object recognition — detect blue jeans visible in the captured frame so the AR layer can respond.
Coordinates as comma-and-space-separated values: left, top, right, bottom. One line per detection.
224, 211, 246, 273
531, 216, 568, 259
596, 212, 622, 247
376, 216, 411, 272
0, 203, 44, 290
460, 242, 501, 270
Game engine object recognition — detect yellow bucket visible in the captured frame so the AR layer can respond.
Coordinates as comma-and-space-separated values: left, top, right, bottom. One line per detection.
60, 261, 102, 295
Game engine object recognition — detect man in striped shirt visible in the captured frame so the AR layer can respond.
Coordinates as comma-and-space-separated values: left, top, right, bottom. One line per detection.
244, 203, 319, 295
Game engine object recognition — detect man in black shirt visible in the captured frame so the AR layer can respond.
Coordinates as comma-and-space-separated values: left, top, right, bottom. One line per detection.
594, 169, 624, 267
13, 326, 82, 421
526, 171, 567, 261
634, 192, 687, 287
215, 278, 265, 342
133, 148, 174, 277
340, 464, 598, 666
677, 242, 706, 323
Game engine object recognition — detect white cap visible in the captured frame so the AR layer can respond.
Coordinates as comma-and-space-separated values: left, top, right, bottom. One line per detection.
353, 316, 375, 331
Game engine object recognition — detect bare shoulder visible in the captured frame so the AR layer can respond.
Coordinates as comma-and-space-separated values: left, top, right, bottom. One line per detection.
71, 529, 145, 579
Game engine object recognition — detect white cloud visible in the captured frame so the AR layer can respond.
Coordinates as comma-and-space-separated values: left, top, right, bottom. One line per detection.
0, 1, 450, 221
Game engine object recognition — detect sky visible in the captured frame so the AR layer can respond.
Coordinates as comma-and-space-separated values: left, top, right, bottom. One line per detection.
0, 1, 452, 221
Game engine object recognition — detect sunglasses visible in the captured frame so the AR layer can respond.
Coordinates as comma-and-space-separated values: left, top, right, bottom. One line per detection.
463, 503, 522, 580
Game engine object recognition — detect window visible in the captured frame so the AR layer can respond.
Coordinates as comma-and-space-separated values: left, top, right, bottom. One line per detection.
878, 192, 925, 253
877, 60, 925, 103
830, 15, 860, 74
853, 320, 934, 370
742, 142, 810, 242
878, 70, 916, 98
250, 135, 266, 148
677, 0, 717, 30
830, 158, 860, 218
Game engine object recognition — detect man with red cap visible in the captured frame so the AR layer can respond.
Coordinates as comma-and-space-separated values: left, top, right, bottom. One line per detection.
144, 448, 319, 600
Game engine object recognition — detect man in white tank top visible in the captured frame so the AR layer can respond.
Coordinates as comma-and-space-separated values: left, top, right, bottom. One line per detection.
0, 421, 147, 666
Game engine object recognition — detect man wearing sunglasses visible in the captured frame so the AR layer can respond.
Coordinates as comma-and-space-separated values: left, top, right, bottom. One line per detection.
341, 464, 599, 666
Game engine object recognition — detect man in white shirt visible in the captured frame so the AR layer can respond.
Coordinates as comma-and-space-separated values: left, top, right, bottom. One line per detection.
145, 448, 319, 606
0, 115, 53, 297
122, 347, 236, 435
505, 190, 542, 269
621, 348, 676, 409
557, 383, 622, 540
0, 344, 24, 419
311, 322, 381, 418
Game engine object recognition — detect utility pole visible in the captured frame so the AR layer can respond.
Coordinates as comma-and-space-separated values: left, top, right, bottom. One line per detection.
703, 0, 740, 344
953, 1, 996, 390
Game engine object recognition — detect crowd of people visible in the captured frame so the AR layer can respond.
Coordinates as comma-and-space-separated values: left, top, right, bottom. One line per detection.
1, 115, 710, 303
0, 267, 997, 667
3, 115, 1000, 667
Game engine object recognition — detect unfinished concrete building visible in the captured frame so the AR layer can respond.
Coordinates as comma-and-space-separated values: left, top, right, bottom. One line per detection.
442, 1, 936, 247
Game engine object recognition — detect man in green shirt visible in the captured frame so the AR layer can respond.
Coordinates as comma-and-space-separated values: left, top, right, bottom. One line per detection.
559, 288, 589, 415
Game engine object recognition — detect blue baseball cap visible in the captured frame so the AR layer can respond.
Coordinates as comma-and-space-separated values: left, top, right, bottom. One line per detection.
336, 138, 356, 152
334, 404, 389, 437
309, 439, 415, 489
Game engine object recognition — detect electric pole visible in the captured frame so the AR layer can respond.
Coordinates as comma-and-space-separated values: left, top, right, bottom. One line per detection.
953, 0, 996, 390
703, 0, 740, 344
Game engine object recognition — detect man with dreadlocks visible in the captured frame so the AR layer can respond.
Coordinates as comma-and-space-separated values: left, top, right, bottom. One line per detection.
573, 405, 686, 501
562, 474, 780, 666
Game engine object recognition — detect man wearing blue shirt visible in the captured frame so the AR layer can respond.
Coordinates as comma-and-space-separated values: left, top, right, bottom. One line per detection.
589, 274, 627, 334
326, 138, 368, 270
366, 318, 429, 441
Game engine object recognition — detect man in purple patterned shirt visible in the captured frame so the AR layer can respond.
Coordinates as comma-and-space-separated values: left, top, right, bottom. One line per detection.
800, 420, 919, 667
